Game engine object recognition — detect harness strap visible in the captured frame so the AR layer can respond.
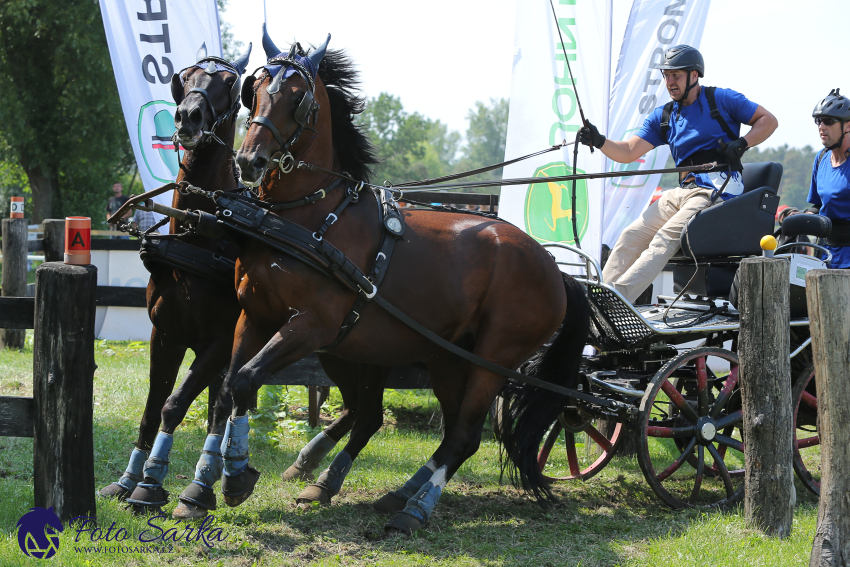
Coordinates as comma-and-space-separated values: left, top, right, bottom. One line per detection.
660, 101, 674, 141
250, 115, 289, 149
140, 235, 237, 288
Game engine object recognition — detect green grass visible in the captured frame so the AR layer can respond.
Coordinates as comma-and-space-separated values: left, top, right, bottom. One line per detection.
0, 337, 821, 566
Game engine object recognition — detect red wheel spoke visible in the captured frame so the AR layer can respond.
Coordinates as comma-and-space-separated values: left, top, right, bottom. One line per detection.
661, 380, 699, 422
658, 437, 696, 481
647, 425, 696, 438
707, 443, 735, 497
796, 435, 820, 449
802, 391, 818, 410
695, 357, 709, 416
565, 432, 581, 477
537, 423, 561, 470
715, 410, 743, 430
688, 445, 705, 504
584, 425, 613, 452
710, 366, 739, 419
715, 434, 744, 453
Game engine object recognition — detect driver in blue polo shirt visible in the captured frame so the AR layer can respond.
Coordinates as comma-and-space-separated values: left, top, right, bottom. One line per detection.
579, 45, 778, 302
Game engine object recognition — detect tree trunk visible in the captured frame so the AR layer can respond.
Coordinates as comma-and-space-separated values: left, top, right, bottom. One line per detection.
807, 270, 850, 567
25, 167, 57, 225
739, 257, 794, 538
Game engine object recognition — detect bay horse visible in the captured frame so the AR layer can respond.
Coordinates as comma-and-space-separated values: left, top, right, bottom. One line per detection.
223, 34, 589, 534
100, 37, 394, 519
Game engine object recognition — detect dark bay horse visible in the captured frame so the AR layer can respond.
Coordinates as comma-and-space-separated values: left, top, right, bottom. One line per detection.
101, 38, 393, 519
224, 35, 589, 534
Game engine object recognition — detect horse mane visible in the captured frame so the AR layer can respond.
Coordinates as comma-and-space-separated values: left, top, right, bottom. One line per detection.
314, 48, 378, 182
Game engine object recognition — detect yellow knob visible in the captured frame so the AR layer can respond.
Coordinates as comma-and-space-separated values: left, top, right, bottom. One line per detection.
760, 235, 778, 251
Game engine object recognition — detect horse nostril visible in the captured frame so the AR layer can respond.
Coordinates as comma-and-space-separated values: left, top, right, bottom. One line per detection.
253, 157, 267, 172
174, 109, 183, 126
189, 107, 203, 128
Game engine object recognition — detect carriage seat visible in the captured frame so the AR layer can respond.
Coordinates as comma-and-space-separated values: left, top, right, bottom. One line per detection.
670, 162, 783, 297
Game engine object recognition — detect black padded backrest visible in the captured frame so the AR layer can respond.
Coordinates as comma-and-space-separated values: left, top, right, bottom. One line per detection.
741, 162, 783, 193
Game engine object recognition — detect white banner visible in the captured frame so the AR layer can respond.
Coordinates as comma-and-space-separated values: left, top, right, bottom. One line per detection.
501, 0, 612, 271
99, 0, 224, 207
601, 0, 711, 248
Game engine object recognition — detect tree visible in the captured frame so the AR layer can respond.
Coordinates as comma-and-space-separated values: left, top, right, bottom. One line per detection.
0, 0, 134, 224
456, 98, 509, 188
358, 93, 458, 185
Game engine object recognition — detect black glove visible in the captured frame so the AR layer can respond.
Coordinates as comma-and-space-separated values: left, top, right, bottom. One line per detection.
718, 137, 748, 168
578, 121, 606, 149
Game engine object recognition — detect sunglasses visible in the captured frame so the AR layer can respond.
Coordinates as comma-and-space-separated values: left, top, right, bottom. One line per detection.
814, 117, 838, 126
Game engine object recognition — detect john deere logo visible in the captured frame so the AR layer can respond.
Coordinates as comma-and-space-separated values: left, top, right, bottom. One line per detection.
525, 162, 588, 244
609, 127, 659, 189
137, 101, 185, 183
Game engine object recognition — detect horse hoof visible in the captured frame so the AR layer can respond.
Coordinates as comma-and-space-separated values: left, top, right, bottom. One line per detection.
222, 466, 260, 507
282, 465, 315, 482
295, 483, 332, 510
99, 482, 132, 501
174, 482, 216, 519
373, 491, 409, 514
172, 501, 209, 520
384, 511, 423, 535
126, 482, 168, 509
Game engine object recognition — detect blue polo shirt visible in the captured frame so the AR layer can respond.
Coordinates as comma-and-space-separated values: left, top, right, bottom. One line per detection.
807, 151, 850, 268
637, 87, 759, 196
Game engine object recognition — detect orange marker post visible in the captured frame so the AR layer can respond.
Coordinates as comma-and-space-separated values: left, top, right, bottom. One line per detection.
65, 217, 91, 265
10, 197, 23, 218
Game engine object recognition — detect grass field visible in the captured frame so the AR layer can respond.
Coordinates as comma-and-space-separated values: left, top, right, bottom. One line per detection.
0, 338, 820, 566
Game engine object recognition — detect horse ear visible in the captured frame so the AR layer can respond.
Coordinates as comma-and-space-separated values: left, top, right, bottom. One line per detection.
262, 23, 280, 59
308, 34, 331, 69
233, 42, 252, 75
240, 74, 256, 109
196, 42, 208, 62
170, 72, 184, 104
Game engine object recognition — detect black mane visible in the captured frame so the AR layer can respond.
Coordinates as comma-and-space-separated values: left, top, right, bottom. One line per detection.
315, 49, 378, 182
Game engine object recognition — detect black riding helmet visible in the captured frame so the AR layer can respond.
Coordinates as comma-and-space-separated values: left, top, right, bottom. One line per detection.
658, 45, 704, 101
813, 88, 850, 150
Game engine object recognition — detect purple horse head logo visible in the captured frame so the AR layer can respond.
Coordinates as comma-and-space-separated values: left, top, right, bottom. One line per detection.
17, 507, 63, 559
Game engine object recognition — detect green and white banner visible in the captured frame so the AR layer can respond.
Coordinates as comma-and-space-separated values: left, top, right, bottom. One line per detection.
602, 0, 711, 248
99, 0, 224, 207
500, 0, 612, 271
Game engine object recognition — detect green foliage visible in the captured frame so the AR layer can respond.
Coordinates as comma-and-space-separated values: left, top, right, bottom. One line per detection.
0, 157, 29, 217
0, 0, 134, 223
455, 98, 510, 189
216, 0, 243, 62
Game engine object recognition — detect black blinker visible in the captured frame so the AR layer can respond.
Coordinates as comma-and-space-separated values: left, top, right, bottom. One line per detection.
240, 75, 256, 110
294, 91, 314, 126
170, 73, 184, 104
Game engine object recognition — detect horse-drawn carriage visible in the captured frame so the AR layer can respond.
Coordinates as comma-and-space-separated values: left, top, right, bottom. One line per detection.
512, 160, 829, 510
104, 34, 830, 533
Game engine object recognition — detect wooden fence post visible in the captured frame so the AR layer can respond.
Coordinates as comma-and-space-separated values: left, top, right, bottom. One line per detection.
807, 270, 850, 566
32, 262, 98, 522
738, 257, 794, 538
42, 219, 66, 262
1, 217, 28, 349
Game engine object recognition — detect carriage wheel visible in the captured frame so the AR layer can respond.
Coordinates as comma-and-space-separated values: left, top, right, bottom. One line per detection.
792, 365, 820, 496
637, 347, 745, 510
537, 409, 624, 481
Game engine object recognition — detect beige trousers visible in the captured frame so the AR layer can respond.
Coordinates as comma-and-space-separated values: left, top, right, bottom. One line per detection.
602, 186, 713, 303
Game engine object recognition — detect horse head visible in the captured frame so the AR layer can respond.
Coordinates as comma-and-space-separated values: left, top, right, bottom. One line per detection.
236, 31, 331, 190
171, 43, 252, 150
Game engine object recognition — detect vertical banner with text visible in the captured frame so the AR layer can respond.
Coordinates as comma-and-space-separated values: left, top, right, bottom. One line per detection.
500, 0, 612, 272
99, 0, 223, 207
601, 0, 711, 248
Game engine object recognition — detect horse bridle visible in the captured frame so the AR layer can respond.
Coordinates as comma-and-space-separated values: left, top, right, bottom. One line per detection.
171, 57, 243, 154
242, 55, 320, 176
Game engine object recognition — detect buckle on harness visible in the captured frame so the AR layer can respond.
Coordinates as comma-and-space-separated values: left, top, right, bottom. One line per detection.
359, 279, 377, 299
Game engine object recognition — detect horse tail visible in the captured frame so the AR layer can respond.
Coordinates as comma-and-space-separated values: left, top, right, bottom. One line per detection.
496, 272, 590, 502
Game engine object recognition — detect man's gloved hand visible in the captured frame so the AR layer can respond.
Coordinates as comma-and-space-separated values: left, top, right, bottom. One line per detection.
719, 137, 748, 168
578, 121, 606, 149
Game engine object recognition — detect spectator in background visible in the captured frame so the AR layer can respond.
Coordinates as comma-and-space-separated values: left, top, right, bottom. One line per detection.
106, 182, 130, 229
132, 208, 159, 234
